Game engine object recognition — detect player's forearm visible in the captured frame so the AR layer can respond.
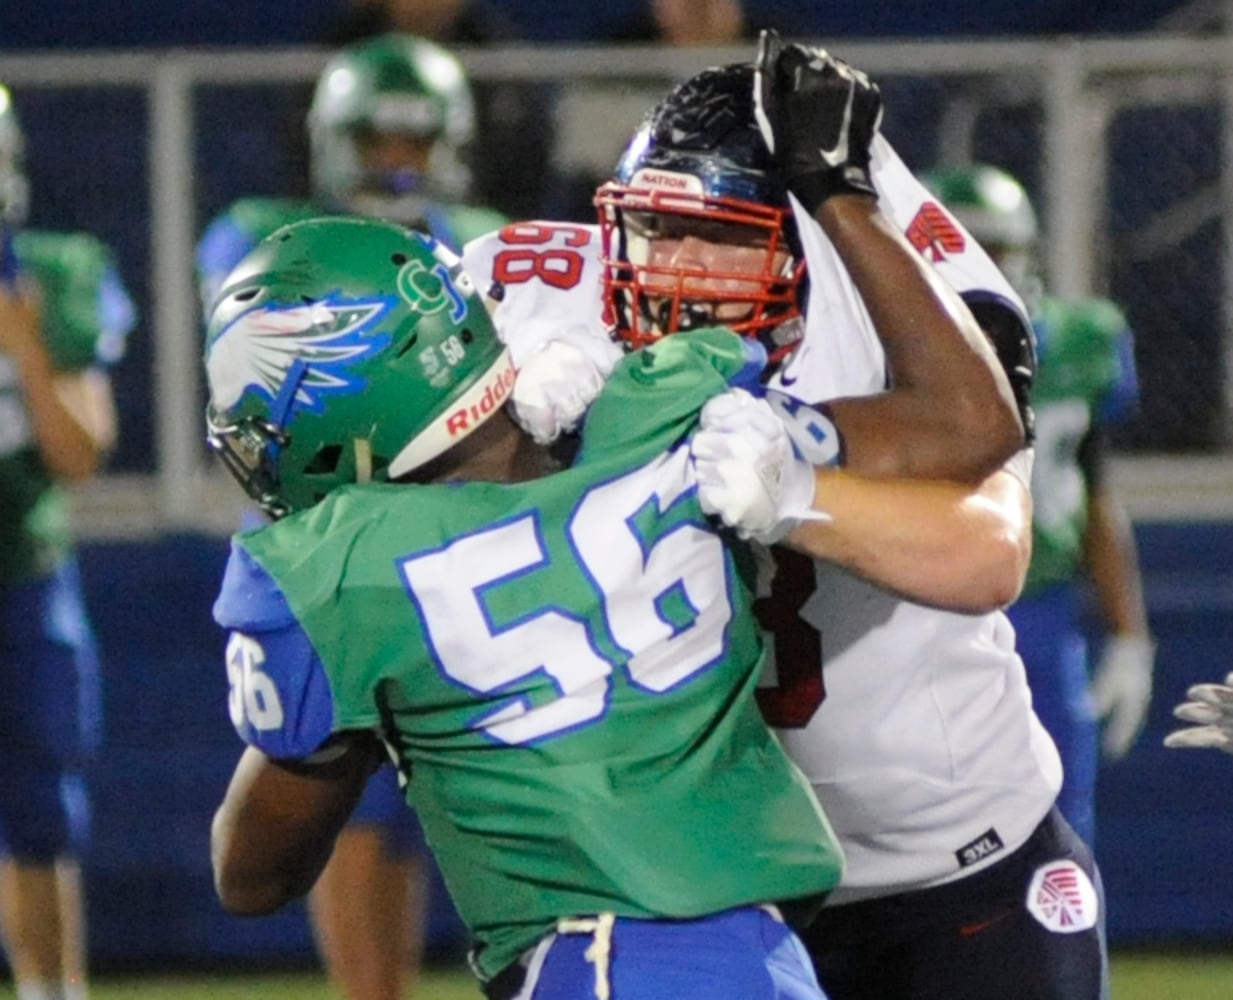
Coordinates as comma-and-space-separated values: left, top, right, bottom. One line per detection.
11, 349, 110, 482
212, 811, 321, 915
211, 746, 354, 915
785, 466, 1031, 612
816, 195, 1024, 480
1, 291, 99, 478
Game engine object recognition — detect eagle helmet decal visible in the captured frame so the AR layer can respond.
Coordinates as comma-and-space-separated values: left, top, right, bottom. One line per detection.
206, 295, 394, 419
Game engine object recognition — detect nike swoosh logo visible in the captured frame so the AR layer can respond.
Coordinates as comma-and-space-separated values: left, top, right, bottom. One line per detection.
777, 345, 809, 387
817, 84, 854, 167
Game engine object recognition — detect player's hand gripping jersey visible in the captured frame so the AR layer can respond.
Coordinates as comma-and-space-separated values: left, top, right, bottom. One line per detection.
463, 221, 623, 444
463, 136, 1062, 903
213, 328, 843, 979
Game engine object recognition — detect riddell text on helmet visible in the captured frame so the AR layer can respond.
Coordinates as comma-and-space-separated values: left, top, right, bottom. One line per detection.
446, 365, 516, 436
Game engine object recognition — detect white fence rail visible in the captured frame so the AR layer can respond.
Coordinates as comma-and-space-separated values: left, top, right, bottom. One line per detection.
4, 36, 1233, 534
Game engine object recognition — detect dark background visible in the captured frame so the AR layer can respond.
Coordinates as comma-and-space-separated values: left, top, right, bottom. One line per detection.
0, 1, 1203, 49
3, 0, 1230, 970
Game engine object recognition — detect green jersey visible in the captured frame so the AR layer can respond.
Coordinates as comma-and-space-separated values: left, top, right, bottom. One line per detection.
215, 329, 843, 979
1023, 294, 1137, 594
0, 230, 133, 582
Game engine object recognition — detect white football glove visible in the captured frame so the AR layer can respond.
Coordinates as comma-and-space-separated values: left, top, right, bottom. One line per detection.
1090, 633, 1155, 759
689, 388, 829, 545
510, 329, 623, 445
1164, 672, 1233, 754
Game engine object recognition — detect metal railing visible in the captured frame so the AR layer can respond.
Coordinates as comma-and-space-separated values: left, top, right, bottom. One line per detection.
4, 36, 1233, 534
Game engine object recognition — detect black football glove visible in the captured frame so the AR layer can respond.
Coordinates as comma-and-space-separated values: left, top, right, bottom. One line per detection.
753, 29, 883, 214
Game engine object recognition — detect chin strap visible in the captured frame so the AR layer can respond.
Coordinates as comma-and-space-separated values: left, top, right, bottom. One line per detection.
268, 357, 309, 448
353, 437, 373, 483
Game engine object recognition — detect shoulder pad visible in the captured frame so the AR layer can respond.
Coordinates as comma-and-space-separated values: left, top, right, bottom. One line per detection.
214, 538, 337, 760
965, 293, 1038, 444
213, 539, 298, 632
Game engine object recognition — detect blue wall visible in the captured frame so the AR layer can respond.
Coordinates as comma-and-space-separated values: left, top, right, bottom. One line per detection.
0, 0, 1197, 49
1093, 522, 1233, 943
38, 520, 1233, 970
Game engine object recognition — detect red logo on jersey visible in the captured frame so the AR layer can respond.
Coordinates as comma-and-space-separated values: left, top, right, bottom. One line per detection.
1026, 861, 1099, 934
906, 202, 966, 262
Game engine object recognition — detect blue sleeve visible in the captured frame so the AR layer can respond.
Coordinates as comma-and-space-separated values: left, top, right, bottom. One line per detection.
94, 263, 136, 366
213, 542, 337, 761
1097, 327, 1140, 426
728, 337, 769, 394
214, 539, 295, 629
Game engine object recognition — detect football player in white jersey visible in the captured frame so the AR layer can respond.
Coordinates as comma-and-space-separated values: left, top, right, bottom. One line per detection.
462, 32, 1109, 1000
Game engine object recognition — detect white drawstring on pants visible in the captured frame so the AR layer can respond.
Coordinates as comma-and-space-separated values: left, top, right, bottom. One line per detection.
555, 911, 616, 1000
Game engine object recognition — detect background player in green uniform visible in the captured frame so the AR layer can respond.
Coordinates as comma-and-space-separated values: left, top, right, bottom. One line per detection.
204, 216, 841, 999
926, 163, 1155, 846
0, 83, 135, 1000
195, 33, 509, 1000
196, 32, 508, 307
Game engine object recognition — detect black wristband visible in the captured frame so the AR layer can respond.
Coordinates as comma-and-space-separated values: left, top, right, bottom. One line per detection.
790, 166, 877, 214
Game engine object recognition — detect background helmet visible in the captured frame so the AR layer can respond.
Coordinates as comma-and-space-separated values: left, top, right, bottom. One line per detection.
923, 163, 1040, 303
308, 33, 476, 223
204, 216, 513, 518
0, 83, 30, 227
594, 63, 803, 360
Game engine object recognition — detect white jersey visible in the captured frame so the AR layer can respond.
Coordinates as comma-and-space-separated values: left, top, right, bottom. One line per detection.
461, 136, 1063, 905
462, 219, 609, 367
764, 138, 1061, 903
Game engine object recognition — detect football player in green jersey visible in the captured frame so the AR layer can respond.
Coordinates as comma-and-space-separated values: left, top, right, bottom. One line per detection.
926, 163, 1155, 846
196, 33, 510, 1000
0, 82, 136, 1000
205, 215, 842, 999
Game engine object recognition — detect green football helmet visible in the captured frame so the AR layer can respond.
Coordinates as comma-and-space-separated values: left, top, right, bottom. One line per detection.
204, 216, 514, 518
0, 83, 30, 227
308, 33, 475, 223
923, 164, 1039, 302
